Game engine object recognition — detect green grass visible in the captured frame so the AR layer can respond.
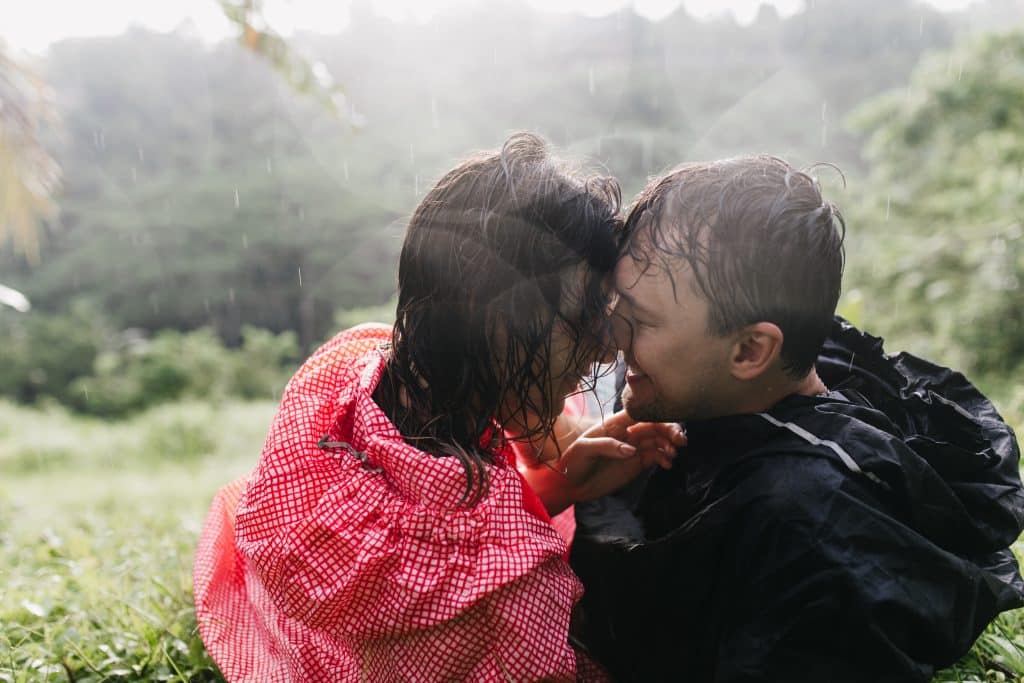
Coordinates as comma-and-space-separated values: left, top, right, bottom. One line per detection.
2, 396, 1024, 682
0, 399, 274, 682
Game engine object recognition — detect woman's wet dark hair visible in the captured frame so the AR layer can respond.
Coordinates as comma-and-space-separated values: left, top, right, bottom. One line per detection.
373, 132, 622, 503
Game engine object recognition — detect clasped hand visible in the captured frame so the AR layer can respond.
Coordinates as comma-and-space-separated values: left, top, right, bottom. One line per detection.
517, 410, 685, 516
557, 410, 685, 503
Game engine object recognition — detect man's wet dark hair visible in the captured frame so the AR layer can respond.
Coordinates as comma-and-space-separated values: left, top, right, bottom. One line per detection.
622, 155, 845, 377
374, 132, 621, 503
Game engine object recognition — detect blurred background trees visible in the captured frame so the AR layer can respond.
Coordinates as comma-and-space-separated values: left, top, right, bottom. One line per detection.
0, 0, 1022, 415
0, 41, 61, 312
848, 29, 1024, 382
0, 44, 60, 266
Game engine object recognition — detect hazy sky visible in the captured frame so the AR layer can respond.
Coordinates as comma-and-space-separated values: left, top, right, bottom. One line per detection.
0, 0, 979, 55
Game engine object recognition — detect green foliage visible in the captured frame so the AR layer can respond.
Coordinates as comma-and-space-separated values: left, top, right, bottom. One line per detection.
934, 597, 1024, 681
230, 325, 301, 399
846, 30, 1024, 377
219, 0, 353, 123
0, 44, 60, 265
67, 325, 297, 417
0, 305, 104, 405
0, 0, 970, 346
330, 296, 397, 339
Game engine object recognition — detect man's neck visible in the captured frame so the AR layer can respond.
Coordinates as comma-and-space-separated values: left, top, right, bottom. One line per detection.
728, 367, 826, 416
795, 367, 827, 397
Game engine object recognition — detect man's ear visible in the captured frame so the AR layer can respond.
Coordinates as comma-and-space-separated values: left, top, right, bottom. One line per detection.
728, 322, 783, 381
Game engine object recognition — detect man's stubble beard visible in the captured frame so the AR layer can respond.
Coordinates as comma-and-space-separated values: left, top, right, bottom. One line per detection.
621, 384, 680, 424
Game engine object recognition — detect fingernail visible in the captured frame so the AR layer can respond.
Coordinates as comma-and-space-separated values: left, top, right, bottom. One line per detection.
619, 443, 636, 455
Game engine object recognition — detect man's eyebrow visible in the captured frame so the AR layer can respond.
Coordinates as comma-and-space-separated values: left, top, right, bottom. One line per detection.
615, 288, 659, 319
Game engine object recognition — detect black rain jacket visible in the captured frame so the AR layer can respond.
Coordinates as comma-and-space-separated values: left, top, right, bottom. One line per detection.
571, 319, 1024, 683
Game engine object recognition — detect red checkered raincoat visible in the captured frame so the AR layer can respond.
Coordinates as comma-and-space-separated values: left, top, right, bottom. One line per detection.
193, 324, 598, 681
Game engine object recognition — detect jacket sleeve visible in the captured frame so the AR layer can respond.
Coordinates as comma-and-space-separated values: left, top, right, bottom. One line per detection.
713, 487, 985, 683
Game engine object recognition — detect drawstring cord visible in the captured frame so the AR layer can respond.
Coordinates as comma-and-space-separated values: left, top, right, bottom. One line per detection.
317, 435, 384, 473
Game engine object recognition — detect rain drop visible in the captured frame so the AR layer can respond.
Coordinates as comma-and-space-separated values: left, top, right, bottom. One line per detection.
229, 288, 236, 304
918, 16, 923, 37
298, 267, 303, 287
343, 161, 350, 181
234, 187, 240, 209
266, 157, 273, 174
885, 196, 891, 221
414, 174, 420, 196
820, 102, 828, 147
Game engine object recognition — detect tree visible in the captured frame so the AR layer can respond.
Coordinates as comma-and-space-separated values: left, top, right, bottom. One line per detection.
0, 42, 62, 310
218, 0, 354, 123
847, 30, 1024, 378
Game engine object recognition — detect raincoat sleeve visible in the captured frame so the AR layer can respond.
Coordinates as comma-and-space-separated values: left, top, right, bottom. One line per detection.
714, 484, 991, 683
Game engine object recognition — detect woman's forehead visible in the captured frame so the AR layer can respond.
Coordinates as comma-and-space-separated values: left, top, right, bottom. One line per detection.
556, 262, 593, 315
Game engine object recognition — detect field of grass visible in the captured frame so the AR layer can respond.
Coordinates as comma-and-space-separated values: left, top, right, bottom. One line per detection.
2, 394, 1024, 682
0, 399, 274, 681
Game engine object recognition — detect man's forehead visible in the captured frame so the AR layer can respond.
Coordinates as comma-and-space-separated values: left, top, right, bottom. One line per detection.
615, 236, 690, 282
614, 241, 698, 308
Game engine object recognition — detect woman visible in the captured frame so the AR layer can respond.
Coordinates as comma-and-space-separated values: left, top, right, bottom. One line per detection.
193, 133, 682, 681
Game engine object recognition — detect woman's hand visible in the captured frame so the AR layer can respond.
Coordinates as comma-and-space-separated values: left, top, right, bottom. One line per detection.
558, 411, 685, 503
517, 410, 685, 516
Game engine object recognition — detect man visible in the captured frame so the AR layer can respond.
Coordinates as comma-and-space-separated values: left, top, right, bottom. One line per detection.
570, 156, 1024, 682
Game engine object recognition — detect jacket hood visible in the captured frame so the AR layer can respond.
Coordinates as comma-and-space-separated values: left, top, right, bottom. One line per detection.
810, 317, 1024, 555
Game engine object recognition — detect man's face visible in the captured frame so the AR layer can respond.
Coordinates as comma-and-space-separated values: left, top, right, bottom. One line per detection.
612, 246, 735, 423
